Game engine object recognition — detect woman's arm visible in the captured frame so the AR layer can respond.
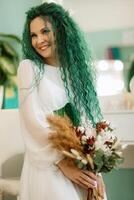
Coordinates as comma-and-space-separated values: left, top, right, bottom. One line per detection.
17, 59, 51, 146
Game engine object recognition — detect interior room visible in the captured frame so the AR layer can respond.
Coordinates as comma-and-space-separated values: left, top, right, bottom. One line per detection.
0, 0, 134, 200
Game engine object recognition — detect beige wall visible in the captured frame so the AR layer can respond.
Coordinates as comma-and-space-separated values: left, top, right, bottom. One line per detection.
62, 0, 134, 31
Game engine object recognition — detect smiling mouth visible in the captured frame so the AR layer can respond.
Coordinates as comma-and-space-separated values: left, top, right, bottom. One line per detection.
38, 45, 50, 51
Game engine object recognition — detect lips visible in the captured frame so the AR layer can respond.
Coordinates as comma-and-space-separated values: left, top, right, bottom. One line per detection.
38, 44, 50, 51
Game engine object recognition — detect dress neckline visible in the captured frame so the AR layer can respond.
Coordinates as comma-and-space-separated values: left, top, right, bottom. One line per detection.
45, 64, 60, 71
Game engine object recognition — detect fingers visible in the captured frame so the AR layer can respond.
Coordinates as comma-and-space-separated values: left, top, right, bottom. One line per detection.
78, 170, 105, 199
75, 177, 96, 189
75, 179, 88, 190
74, 170, 98, 190
82, 170, 97, 181
80, 173, 97, 188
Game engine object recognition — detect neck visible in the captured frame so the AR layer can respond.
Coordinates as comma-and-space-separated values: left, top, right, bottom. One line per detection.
44, 57, 59, 67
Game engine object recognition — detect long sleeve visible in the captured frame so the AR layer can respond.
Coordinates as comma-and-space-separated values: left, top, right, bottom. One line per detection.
17, 59, 51, 146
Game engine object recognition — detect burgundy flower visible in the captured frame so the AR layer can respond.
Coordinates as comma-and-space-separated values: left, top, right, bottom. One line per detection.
75, 127, 86, 138
83, 143, 95, 154
96, 121, 109, 133
87, 136, 95, 146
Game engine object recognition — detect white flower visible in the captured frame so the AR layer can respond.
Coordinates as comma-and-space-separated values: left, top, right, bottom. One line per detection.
70, 149, 80, 157
95, 135, 112, 156
115, 151, 123, 157
112, 140, 121, 150
97, 131, 116, 145
81, 135, 88, 145
81, 135, 87, 141
100, 130, 105, 134
81, 140, 87, 145
95, 141, 111, 155
122, 144, 128, 150
77, 126, 85, 134
76, 156, 82, 160
81, 159, 88, 165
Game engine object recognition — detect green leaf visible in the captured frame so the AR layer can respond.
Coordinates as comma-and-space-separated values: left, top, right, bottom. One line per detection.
93, 150, 104, 172
0, 68, 7, 85
94, 150, 104, 163
100, 167, 109, 173
75, 160, 84, 169
2, 41, 19, 58
115, 157, 124, 166
6, 75, 17, 87
0, 33, 22, 44
0, 33, 21, 88
0, 56, 17, 75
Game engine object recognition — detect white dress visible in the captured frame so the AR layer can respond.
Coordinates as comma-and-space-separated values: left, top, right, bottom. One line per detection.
17, 59, 107, 200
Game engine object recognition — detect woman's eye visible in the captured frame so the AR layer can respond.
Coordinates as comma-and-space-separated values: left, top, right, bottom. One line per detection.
31, 34, 37, 38
43, 29, 50, 34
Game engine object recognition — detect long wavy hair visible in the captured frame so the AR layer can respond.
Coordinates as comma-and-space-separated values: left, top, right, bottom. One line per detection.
22, 2, 103, 127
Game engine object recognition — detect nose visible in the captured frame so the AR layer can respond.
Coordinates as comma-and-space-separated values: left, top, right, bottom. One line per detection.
37, 34, 46, 44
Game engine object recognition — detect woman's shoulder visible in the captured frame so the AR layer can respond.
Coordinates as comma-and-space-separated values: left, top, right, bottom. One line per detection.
17, 59, 36, 75
19, 59, 35, 67
17, 59, 39, 88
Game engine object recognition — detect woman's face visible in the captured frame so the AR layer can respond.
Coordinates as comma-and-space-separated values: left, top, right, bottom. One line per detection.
30, 16, 56, 64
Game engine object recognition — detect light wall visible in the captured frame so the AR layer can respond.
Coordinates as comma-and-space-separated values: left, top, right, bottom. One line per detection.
1, 0, 134, 35
0, 0, 41, 36
63, 0, 134, 32
87, 27, 134, 59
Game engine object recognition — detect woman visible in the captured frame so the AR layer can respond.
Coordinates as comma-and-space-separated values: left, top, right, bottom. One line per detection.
17, 2, 106, 200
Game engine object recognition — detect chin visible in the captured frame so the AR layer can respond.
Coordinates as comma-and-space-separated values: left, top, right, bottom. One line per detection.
39, 50, 52, 59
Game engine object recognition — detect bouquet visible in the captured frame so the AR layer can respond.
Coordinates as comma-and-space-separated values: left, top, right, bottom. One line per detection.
47, 115, 124, 200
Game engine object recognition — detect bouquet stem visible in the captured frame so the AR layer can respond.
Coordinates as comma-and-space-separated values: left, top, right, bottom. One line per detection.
87, 188, 101, 200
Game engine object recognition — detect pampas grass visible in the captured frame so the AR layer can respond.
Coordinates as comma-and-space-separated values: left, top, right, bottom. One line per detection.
47, 115, 82, 153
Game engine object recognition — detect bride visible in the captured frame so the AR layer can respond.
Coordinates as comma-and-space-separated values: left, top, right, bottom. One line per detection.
17, 2, 107, 200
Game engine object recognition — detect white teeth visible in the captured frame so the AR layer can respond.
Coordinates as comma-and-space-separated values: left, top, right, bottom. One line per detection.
40, 46, 48, 50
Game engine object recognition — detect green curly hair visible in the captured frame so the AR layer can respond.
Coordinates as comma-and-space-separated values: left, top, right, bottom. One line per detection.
22, 2, 103, 127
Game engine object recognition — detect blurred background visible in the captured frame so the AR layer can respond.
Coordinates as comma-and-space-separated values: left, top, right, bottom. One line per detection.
0, 0, 134, 200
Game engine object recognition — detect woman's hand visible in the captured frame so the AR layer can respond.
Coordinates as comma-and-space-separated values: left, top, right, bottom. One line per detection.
57, 159, 97, 190
97, 174, 105, 199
